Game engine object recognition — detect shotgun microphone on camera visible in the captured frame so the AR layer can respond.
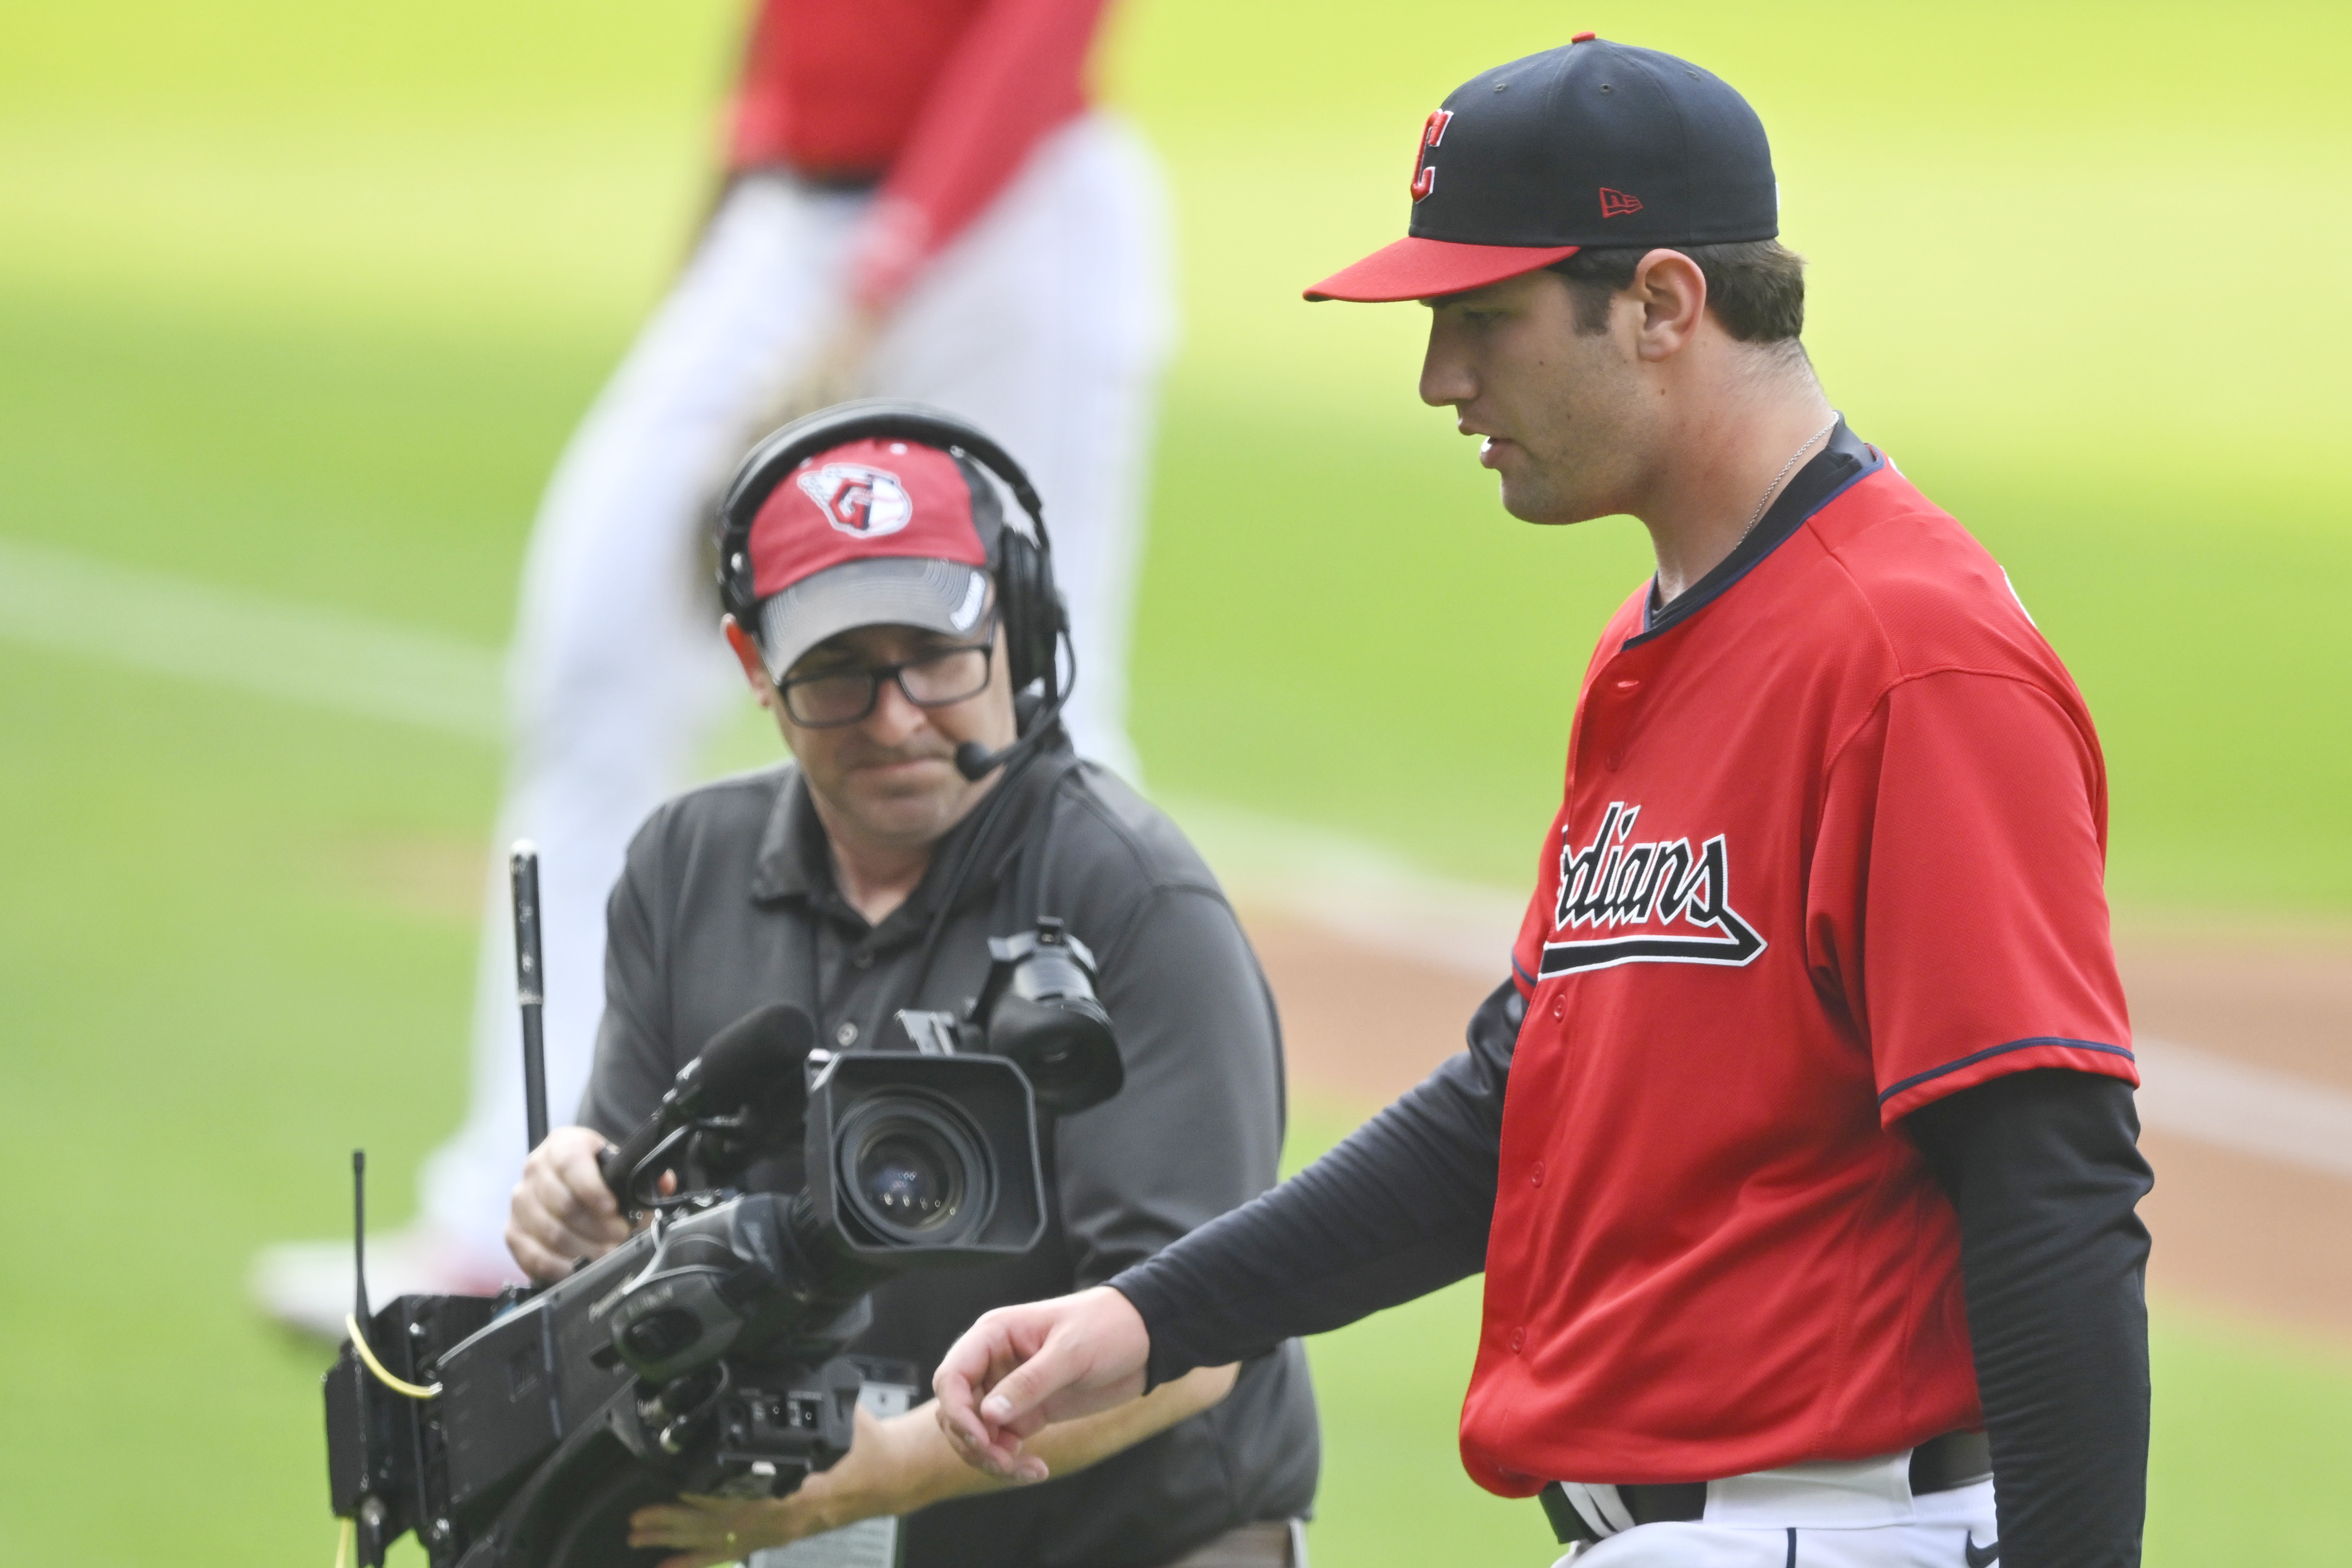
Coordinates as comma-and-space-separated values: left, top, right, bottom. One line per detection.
597, 1003, 815, 1204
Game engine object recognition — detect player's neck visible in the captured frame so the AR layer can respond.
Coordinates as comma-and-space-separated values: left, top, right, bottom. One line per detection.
1636, 357, 1834, 606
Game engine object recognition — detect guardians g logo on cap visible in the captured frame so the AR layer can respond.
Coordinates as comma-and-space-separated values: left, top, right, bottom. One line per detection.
798, 462, 915, 537
1308, 34, 1779, 302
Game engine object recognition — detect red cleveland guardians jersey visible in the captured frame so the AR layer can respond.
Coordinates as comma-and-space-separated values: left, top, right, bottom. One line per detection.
1459, 425, 2135, 1494
727, 0, 1107, 309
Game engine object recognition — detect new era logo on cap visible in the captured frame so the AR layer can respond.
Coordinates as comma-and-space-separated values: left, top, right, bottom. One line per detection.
1599, 187, 1644, 218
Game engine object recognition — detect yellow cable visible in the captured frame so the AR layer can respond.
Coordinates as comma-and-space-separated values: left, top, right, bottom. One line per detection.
335, 1516, 352, 1568
345, 1312, 442, 1399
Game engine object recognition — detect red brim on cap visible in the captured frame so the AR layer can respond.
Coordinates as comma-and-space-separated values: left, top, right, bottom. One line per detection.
1304, 237, 1581, 302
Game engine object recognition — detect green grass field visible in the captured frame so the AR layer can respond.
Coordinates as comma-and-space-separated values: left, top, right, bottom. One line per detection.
3, 2, 2348, 1563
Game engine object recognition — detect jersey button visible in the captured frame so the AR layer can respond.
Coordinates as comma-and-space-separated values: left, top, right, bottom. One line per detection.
1530, 1161, 1544, 1187
1613, 677, 1640, 693
1549, 995, 1566, 1021
851, 950, 875, 971
835, 1021, 860, 1047
1510, 1327, 1525, 1353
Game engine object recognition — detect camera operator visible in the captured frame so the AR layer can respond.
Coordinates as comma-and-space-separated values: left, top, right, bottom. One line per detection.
506, 418, 1318, 1568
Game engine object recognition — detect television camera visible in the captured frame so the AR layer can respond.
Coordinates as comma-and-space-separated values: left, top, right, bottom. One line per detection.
323, 851, 1120, 1568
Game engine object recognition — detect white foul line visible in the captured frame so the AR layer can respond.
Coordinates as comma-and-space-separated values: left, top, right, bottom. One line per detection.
2132, 1037, 2352, 1181
1171, 800, 2352, 1185
7, 535, 2345, 1183
0, 533, 505, 741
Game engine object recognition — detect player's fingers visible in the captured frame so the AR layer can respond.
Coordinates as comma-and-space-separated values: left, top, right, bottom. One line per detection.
973, 1333, 1091, 1431
934, 1376, 1016, 1467
933, 1339, 1046, 1478
938, 1415, 1035, 1479
932, 1320, 1021, 1444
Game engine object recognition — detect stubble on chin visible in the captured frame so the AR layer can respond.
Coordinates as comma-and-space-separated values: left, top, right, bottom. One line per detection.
1494, 456, 1583, 525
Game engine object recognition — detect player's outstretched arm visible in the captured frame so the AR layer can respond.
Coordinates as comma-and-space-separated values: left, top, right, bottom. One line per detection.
933, 1286, 1152, 1480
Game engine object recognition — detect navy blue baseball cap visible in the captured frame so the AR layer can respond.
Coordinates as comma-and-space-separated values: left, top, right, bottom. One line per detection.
1307, 35, 1779, 302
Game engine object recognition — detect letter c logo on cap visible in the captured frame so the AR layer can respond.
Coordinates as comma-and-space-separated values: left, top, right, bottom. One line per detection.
1409, 108, 1453, 202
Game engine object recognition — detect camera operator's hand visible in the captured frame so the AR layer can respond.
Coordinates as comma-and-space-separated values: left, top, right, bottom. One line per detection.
932, 1286, 1153, 1480
629, 1403, 903, 1568
506, 1125, 635, 1281
631, 1359, 1237, 1567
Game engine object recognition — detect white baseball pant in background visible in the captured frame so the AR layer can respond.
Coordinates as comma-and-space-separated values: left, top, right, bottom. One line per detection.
419, 113, 1175, 1268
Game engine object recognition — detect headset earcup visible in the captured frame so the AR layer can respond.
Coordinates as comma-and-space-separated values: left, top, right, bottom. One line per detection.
994, 527, 1060, 696
1000, 530, 1038, 692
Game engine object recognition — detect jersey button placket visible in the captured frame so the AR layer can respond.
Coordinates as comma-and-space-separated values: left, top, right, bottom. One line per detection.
1603, 675, 1642, 771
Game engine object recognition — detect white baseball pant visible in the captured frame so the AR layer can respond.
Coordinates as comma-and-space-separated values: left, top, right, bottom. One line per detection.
420, 113, 1175, 1266
1552, 1455, 2000, 1567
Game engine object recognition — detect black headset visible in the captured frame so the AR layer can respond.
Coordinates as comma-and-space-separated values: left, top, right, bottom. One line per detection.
716, 400, 1072, 780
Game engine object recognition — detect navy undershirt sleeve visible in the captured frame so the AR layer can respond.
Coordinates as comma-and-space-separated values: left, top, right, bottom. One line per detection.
1905, 1069, 2154, 1568
1110, 979, 1520, 1388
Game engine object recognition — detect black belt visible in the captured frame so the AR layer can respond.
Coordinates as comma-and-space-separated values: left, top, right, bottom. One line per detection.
1538, 1430, 1992, 1546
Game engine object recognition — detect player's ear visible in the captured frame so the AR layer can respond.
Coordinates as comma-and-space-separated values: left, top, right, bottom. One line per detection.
1630, 248, 1708, 362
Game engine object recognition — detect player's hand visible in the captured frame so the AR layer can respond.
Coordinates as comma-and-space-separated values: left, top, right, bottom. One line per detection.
932, 1287, 1152, 1480
505, 1125, 633, 1281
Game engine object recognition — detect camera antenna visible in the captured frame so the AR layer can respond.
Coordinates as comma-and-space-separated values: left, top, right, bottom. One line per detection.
510, 841, 550, 1152
352, 1148, 373, 1329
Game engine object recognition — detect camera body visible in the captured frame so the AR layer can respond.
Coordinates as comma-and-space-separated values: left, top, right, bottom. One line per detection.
325, 926, 1121, 1568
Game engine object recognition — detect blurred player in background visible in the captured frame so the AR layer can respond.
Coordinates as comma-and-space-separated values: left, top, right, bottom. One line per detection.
257, 0, 1173, 1320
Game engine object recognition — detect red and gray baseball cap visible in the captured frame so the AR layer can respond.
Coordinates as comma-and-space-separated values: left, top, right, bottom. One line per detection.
740, 435, 1001, 680
1306, 35, 1778, 303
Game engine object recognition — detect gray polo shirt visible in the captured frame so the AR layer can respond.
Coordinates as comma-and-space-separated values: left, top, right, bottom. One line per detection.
580, 745, 1319, 1568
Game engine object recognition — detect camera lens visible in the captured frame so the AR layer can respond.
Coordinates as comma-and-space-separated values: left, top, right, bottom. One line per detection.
834, 1090, 996, 1248
857, 1132, 960, 1228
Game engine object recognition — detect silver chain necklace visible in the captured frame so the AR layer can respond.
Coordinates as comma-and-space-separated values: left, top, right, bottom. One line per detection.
1735, 414, 1840, 549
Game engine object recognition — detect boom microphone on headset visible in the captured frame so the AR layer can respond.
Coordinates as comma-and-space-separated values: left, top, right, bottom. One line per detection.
952, 639, 1077, 781
953, 740, 1015, 782
597, 1003, 816, 1205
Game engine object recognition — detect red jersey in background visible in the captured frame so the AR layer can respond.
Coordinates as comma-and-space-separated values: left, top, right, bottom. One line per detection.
728, 0, 1110, 309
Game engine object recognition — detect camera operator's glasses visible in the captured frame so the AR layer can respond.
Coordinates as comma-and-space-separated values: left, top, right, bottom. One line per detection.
777, 633, 995, 729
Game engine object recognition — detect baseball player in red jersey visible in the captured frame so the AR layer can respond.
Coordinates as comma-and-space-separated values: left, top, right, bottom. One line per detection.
928, 37, 2154, 1568
256, 0, 1173, 1317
